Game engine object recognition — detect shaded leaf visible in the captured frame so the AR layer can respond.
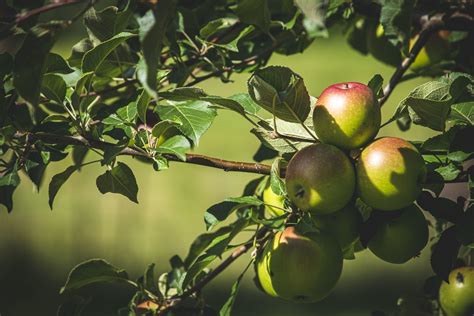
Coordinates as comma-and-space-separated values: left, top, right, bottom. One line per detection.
204, 196, 262, 230
154, 135, 191, 161
41, 73, 66, 104
431, 226, 461, 282
61, 259, 132, 293
235, 0, 270, 33
96, 162, 138, 203
48, 166, 77, 209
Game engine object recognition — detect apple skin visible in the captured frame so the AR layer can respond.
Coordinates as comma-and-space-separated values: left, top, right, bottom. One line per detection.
356, 137, 427, 211
286, 144, 355, 215
439, 266, 474, 316
312, 204, 362, 251
256, 226, 343, 302
368, 204, 428, 264
313, 82, 381, 150
366, 22, 403, 67
410, 31, 450, 71
262, 183, 286, 217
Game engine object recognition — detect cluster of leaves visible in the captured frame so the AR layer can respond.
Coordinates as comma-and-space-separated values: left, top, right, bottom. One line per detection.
0, 0, 473, 315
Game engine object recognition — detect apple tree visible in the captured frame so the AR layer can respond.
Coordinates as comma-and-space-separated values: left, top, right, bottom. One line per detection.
0, 0, 473, 315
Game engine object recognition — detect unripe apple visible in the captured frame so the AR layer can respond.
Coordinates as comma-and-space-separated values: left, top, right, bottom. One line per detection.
368, 204, 428, 264
439, 266, 474, 316
356, 137, 426, 211
313, 82, 381, 150
286, 144, 355, 215
256, 226, 343, 302
262, 182, 286, 217
366, 22, 403, 67
312, 204, 362, 251
410, 31, 450, 71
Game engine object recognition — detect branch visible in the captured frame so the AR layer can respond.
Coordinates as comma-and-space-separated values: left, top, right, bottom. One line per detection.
379, 12, 474, 107
162, 227, 271, 314
18, 132, 273, 175
0, 0, 83, 33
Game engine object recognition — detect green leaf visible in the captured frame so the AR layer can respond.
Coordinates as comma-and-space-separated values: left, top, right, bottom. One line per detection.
204, 196, 262, 230
84, 5, 132, 43
449, 101, 474, 125
96, 162, 139, 203
270, 158, 286, 196
294, 0, 328, 38
154, 135, 191, 161
13, 23, 62, 105
367, 74, 384, 98
151, 120, 181, 138
219, 262, 251, 316
199, 18, 238, 40
235, 0, 270, 33
379, 0, 415, 50
82, 32, 135, 73
60, 259, 132, 293
248, 66, 310, 123
435, 163, 461, 181
394, 75, 471, 131
229, 93, 261, 115
137, 89, 151, 124
202, 25, 255, 53
0, 170, 20, 187
138, 2, 176, 99
45, 53, 74, 74
155, 100, 217, 146
41, 73, 67, 104
0, 185, 16, 213
48, 166, 77, 209
184, 226, 233, 268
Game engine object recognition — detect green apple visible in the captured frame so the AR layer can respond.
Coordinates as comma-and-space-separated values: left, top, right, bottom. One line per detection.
368, 204, 428, 264
410, 31, 450, 71
313, 82, 381, 150
439, 266, 474, 316
286, 144, 355, 215
256, 226, 343, 302
356, 137, 427, 211
262, 182, 286, 217
366, 21, 402, 67
312, 204, 362, 251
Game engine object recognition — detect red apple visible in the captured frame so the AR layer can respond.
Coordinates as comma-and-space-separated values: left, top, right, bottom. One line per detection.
313, 82, 381, 150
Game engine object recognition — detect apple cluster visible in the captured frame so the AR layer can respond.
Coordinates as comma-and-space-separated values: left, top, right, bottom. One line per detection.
256, 82, 430, 303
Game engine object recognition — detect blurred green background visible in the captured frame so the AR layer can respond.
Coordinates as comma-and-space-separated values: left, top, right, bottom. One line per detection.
0, 9, 438, 315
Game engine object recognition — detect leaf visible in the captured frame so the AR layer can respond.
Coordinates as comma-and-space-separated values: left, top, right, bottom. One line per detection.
456, 206, 474, 246
431, 226, 461, 282
248, 66, 310, 123
41, 73, 67, 104
229, 93, 261, 115
81, 32, 135, 73
137, 89, 151, 123
417, 191, 463, 223
184, 226, 233, 268
96, 162, 138, 203
48, 166, 77, 209
435, 163, 461, 181
72, 146, 89, 169
294, 0, 328, 38
45, 53, 74, 74
155, 100, 217, 146
60, 259, 132, 293
379, 0, 416, 50
270, 158, 286, 196
449, 101, 474, 126
13, 23, 62, 105
199, 18, 238, 40
235, 0, 270, 33
253, 144, 278, 162
220, 262, 252, 316
0, 170, 20, 187
84, 5, 132, 42
367, 74, 384, 98
393, 76, 471, 131
138, 2, 176, 98
142, 263, 161, 297
0, 185, 16, 213
154, 135, 191, 161
204, 196, 262, 230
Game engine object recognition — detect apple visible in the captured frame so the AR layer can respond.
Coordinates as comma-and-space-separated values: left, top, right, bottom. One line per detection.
313, 82, 381, 150
256, 226, 343, 302
439, 266, 474, 316
366, 21, 403, 67
368, 204, 428, 264
285, 144, 355, 214
356, 137, 427, 211
262, 182, 286, 217
312, 204, 362, 251
410, 30, 450, 71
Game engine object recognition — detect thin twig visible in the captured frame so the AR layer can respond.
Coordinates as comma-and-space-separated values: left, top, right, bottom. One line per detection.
379, 12, 474, 107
